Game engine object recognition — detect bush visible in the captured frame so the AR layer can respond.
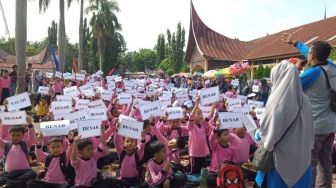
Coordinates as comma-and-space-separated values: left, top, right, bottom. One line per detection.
166, 68, 174, 76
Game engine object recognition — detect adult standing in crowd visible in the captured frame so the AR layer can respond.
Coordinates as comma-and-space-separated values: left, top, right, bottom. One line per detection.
9, 65, 17, 96
25, 63, 33, 92
0, 71, 11, 105
255, 60, 314, 187
283, 33, 336, 188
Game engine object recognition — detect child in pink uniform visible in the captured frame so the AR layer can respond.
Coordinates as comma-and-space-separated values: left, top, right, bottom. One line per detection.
27, 136, 73, 187
146, 141, 187, 188
229, 128, 255, 163
0, 118, 37, 187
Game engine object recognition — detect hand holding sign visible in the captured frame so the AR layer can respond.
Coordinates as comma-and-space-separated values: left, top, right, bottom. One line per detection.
78, 119, 102, 139
118, 115, 143, 139
7, 92, 32, 111
218, 112, 243, 129
199, 86, 219, 105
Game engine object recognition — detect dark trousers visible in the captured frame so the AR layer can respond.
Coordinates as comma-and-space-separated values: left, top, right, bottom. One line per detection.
71, 178, 124, 188
27, 179, 69, 188
190, 157, 207, 174
118, 177, 148, 188
154, 172, 187, 188
0, 169, 36, 188
0, 88, 10, 105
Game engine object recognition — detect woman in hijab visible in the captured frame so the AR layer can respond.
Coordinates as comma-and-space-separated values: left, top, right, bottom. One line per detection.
254, 60, 314, 188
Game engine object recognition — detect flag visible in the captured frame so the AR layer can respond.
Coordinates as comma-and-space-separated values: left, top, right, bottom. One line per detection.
108, 68, 115, 76
49, 47, 59, 71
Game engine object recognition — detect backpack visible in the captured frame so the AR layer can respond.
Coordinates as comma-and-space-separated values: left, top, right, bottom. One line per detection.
166, 127, 182, 138
217, 162, 245, 188
119, 149, 143, 180
3, 142, 29, 171
43, 152, 76, 185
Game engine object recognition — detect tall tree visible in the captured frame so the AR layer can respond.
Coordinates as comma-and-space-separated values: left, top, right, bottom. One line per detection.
82, 18, 92, 71
86, 0, 121, 71
48, 20, 58, 48
15, 0, 27, 93
155, 34, 165, 69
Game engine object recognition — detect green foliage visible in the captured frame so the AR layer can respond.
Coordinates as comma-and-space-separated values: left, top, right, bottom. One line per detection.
254, 65, 264, 79
155, 34, 165, 69
182, 63, 190, 72
0, 38, 46, 56
166, 68, 174, 76
103, 32, 126, 75
263, 66, 271, 78
64, 43, 79, 72
158, 58, 173, 71
0, 38, 15, 55
47, 20, 57, 48
330, 47, 336, 62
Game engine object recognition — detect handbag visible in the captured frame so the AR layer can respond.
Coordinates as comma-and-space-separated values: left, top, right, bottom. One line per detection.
320, 67, 336, 112
253, 98, 303, 173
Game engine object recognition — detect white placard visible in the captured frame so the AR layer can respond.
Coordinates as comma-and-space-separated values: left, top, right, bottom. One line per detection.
233, 107, 250, 116
227, 98, 242, 111
241, 115, 257, 133
162, 91, 172, 97
166, 107, 183, 120
115, 77, 122, 82
88, 100, 106, 109
40, 120, 70, 136
118, 93, 132, 105
78, 119, 101, 139
137, 93, 147, 99
231, 79, 240, 87
106, 76, 114, 82
55, 71, 62, 78
139, 101, 163, 120
88, 107, 107, 121
237, 95, 248, 103
252, 85, 260, 93
101, 90, 113, 101
53, 113, 67, 120
108, 82, 116, 90
79, 84, 93, 93
0, 111, 27, 125
7, 92, 32, 111
200, 106, 212, 118
46, 72, 54, 78
176, 92, 189, 105
205, 80, 210, 85
63, 86, 79, 96
248, 100, 264, 108
159, 96, 171, 106
56, 95, 72, 102
199, 86, 219, 105
64, 109, 89, 130
75, 99, 90, 110
63, 72, 73, 80
118, 115, 143, 139
255, 108, 265, 120
38, 86, 50, 95
218, 112, 243, 129
76, 73, 85, 81
0, 106, 5, 112
51, 102, 72, 115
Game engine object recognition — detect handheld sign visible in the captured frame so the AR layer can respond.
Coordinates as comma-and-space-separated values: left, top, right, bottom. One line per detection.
78, 119, 101, 139
218, 112, 243, 129
45, 72, 54, 78
233, 107, 250, 116
0, 106, 5, 112
75, 99, 90, 110
51, 102, 72, 115
118, 93, 132, 105
231, 79, 240, 87
101, 90, 113, 101
237, 95, 248, 103
63, 72, 73, 80
252, 85, 260, 93
0, 111, 27, 125
38, 86, 50, 95
227, 99, 242, 111
106, 76, 114, 82
76, 73, 85, 81
139, 101, 163, 120
55, 71, 62, 78
88, 107, 107, 121
199, 86, 219, 105
79, 84, 94, 93
248, 100, 264, 108
200, 106, 211, 118
241, 115, 257, 133
53, 113, 67, 120
166, 107, 184, 120
108, 82, 116, 90
159, 96, 171, 106
115, 77, 122, 82
56, 95, 72, 102
176, 92, 189, 105
162, 91, 172, 98
63, 86, 79, 96
40, 120, 70, 136
64, 109, 89, 130
88, 100, 106, 109
7, 92, 32, 111
118, 115, 143, 140
255, 108, 265, 120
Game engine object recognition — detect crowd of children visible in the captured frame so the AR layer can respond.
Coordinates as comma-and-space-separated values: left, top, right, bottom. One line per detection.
0, 73, 261, 188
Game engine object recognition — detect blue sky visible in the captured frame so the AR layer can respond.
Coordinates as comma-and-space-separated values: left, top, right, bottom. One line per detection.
0, 0, 335, 51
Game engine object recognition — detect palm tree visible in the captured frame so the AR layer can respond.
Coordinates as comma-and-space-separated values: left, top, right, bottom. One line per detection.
39, 0, 73, 72
15, 0, 27, 93
86, 0, 121, 71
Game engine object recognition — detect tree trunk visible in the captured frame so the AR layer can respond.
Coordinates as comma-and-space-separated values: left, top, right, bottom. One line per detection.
58, 0, 66, 72
98, 38, 105, 71
15, 0, 27, 94
78, 0, 84, 71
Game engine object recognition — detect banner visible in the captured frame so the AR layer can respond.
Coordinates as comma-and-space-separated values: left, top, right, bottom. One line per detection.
56, 95, 72, 102
231, 79, 240, 87
233, 107, 250, 116
64, 109, 89, 130
88, 107, 107, 121
63, 86, 79, 96
159, 96, 171, 106
7, 92, 32, 111
51, 102, 72, 115
0, 111, 27, 125
199, 86, 219, 105
40, 120, 70, 136
118, 93, 132, 105
218, 112, 243, 129
75, 99, 90, 110
38, 86, 50, 95
88, 100, 106, 109
139, 101, 163, 120
78, 119, 101, 139
118, 115, 143, 139
227, 98, 242, 111
166, 107, 184, 120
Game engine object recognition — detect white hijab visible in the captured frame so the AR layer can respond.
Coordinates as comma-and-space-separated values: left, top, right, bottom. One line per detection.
260, 60, 314, 187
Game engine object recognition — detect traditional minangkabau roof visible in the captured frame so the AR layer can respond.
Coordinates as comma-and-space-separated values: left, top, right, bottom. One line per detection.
0, 47, 54, 70
185, 1, 336, 63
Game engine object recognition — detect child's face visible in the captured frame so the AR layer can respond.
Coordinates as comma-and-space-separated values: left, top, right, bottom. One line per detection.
10, 131, 24, 144
218, 130, 230, 144
234, 128, 246, 138
143, 125, 151, 133
79, 144, 94, 159
124, 137, 137, 152
155, 148, 167, 161
170, 120, 179, 127
168, 139, 178, 150
49, 142, 64, 156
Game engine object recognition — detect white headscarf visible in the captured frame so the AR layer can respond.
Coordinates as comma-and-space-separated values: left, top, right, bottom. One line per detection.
260, 60, 314, 187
